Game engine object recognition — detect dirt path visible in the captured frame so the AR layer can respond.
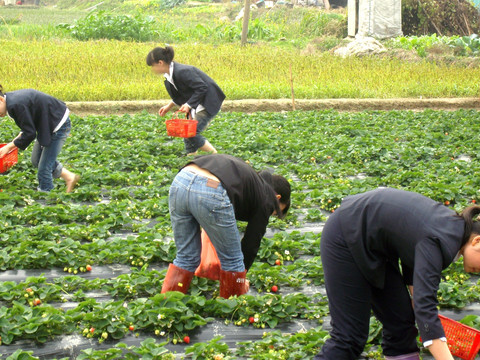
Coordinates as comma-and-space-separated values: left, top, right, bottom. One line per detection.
67, 98, 480, 116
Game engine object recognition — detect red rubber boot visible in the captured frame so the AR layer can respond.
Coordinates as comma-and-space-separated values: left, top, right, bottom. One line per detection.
219, 269, 248, 298
161, 263, 194, 294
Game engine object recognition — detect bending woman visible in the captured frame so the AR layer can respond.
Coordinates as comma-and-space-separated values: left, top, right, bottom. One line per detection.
0, 85, 79, 192
316, 187, 480, 360
147, 46, 225, 155
162, 154, 291, 298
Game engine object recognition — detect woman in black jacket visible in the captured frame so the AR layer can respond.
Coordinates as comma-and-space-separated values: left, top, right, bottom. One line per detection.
161, 154, 291, 298
315, 187, 480, 360
0, 85, 79, 192
146, 46, 225, 155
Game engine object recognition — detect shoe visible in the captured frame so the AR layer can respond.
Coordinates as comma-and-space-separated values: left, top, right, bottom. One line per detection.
161, 263, 194, 294
219, 269, 248, 298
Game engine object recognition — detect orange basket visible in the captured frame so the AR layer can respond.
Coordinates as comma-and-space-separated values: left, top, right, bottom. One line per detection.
165, 112, 198, 138
439, 315, 480, 360
0, 143, 18, 173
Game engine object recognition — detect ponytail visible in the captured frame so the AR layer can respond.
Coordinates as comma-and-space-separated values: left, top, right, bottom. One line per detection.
459, 205, 480, 245
146, 46, 175, 66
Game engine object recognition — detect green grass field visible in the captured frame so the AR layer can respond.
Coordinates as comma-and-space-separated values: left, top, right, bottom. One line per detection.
0, 4, 478, 101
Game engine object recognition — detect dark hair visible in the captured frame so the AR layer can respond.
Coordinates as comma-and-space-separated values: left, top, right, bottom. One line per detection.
146, 46, 175, 66
0, 84, 4, 97
272, 174, 291, 218
459, 205, 480, 245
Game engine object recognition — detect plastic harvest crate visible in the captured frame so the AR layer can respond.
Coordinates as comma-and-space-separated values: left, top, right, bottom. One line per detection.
0, 143, 18, 173
439, 314, 480, 360
165, 113, 197, 138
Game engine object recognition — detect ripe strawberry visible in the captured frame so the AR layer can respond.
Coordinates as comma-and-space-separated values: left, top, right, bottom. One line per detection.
271, 285, 278, 293
444, 200, 450, 206
249, 316, 255, 324
90, 327, 95, 334
183, 335, 190, 344
86, 264, 92, 271
33, 298, 41, 306
472, 199, 477, 204
129, 325, 134, 331
26, 288, 33, 293
275, 259, 281, 266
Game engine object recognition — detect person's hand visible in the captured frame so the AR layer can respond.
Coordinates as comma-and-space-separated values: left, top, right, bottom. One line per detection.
245, 279, 250, 293
158, 105, 170, 117
0, 142, 15, 158
178, 104, 191, 114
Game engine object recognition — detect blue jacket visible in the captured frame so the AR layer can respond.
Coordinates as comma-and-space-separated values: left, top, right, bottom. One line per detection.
164, 63, 225, 116
6, 89, 69, 150
336, 188, 465, 342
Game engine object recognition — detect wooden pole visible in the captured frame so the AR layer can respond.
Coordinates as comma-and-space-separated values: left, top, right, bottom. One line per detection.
241, 0, 250, 46
290, 64, 295, 111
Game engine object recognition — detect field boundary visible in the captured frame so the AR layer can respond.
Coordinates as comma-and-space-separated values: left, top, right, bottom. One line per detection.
67, 97, 480, 116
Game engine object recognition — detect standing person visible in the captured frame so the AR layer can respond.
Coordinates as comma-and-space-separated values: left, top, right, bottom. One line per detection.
162, 153, 291, 298
146, 46, 225, 155
315, 187, 480, 360
0, 85, 79, 192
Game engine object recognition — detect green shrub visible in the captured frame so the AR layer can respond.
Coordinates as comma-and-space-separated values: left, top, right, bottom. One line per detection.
449, 34, 480, 56
299, 11, 346, 37
402, 0, 480, 36
59, 11, 159, 41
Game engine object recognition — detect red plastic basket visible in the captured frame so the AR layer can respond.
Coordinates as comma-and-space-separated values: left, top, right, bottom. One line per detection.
0, 143, 18, 173
165, 112, 197, 138
439, 315, 480, 360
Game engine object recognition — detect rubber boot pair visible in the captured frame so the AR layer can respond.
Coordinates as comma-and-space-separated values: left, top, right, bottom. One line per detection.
161, 263, 194, 294
219, 269, 248, 298
385, 352, 420, 360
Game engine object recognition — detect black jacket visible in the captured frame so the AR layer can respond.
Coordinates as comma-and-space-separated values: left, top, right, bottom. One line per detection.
164, 63, 225, 116
6, 89, 69, 150
336, 187, 464, 342
187, 154, 281, 270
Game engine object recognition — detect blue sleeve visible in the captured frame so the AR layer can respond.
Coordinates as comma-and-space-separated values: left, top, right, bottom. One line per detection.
11, 105, 36, 150
413, 237, 446, 342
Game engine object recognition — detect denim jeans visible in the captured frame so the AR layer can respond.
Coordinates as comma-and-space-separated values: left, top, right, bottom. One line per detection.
169, 168, 245, 272
183, 110, 215, 154
31, 118, 71, 192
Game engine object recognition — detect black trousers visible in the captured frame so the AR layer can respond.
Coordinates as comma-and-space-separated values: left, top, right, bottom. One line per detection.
314, 212, 419, 360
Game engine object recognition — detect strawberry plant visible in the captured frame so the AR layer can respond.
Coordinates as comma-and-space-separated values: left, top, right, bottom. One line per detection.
1, 109, 480, 358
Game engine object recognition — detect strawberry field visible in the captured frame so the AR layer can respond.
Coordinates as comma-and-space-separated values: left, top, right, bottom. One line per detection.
1, 109, 480, 359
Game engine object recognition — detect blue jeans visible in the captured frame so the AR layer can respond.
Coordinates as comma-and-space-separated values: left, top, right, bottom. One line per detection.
183, 110, 215, 154
31, 118, 71, 192
168, 169, 245, 272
